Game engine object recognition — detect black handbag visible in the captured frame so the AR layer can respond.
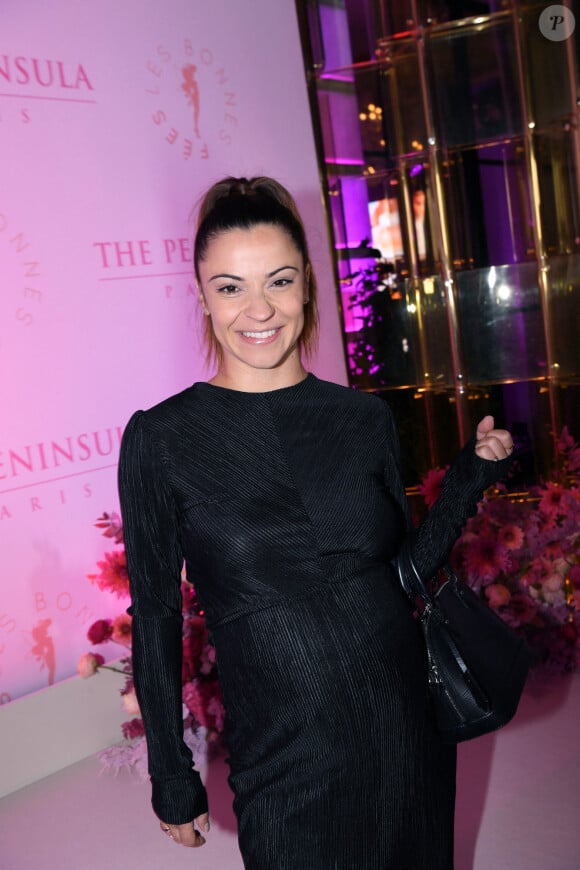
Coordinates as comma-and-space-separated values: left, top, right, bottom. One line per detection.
396, 546, 531, 743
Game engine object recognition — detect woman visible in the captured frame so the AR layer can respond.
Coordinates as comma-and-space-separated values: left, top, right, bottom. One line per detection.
118, 176, 513, 868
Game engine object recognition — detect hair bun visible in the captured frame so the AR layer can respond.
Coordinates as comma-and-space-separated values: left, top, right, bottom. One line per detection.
229, 178, 253, 196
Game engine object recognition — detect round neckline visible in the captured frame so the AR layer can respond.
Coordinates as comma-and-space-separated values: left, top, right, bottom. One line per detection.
193, 372, 315, 397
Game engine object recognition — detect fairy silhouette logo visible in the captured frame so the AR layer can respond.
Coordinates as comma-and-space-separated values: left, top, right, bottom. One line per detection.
180, 64, 201, 139
145, 40, 238, 161
31, 618, 56, 686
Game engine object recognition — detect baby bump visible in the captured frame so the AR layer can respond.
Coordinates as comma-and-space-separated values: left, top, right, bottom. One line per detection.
212, 571, 428, 774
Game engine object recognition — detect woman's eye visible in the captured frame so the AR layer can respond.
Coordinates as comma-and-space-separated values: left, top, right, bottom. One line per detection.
272, 278, 292, 288
217, 284, 240, 295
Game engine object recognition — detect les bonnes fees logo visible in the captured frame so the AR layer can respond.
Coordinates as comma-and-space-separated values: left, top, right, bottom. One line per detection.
146, 40, 238, 160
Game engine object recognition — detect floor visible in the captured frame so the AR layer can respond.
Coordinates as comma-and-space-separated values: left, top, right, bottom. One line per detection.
1, 675, 579, 870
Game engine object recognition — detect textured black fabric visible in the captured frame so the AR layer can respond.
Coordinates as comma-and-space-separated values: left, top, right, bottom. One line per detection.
118, 374, 510, 869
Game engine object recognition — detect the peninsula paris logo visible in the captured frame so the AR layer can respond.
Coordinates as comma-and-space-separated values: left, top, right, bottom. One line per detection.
0, 54, 96, 124
0, 54, 95, 100
145, 40, 237, 161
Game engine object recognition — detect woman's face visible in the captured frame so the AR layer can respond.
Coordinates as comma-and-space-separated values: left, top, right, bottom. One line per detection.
197, 224, 309, 383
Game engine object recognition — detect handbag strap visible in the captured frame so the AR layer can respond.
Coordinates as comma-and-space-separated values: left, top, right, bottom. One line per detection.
395, 543, 435, 605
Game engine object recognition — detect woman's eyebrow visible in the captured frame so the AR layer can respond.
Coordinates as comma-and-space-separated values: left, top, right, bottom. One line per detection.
208, 272, 244, 282
208, 265, 299, 282
267, 265, 299, 277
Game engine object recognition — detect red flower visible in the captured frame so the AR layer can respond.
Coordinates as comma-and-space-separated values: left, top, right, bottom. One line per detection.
122, 718, 145, 740
87, 619, 113, 645
88, 550, 130, 598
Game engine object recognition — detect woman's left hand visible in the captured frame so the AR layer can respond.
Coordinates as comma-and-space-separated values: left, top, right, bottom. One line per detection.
474, 415, 514, 461
159, 812, 210, 847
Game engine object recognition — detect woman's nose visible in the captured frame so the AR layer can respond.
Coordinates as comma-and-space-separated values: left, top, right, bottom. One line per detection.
244, 289, 275, 320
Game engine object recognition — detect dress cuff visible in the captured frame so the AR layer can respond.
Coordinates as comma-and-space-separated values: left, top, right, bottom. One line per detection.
151, 770, 209, 824
406, 436, 513, 582
444, 435, 512, 497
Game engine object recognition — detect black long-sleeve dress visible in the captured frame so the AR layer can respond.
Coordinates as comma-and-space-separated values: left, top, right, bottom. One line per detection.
118, 374, 509, 869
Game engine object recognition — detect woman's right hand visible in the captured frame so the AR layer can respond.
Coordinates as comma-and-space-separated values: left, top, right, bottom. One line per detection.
159, 812, 210, 847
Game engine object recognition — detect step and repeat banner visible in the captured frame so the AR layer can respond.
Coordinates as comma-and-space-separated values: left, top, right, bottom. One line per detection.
0, 0, 346, 701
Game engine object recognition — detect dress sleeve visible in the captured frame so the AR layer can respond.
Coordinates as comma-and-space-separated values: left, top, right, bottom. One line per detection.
118, 410, 208, 824
383, 402, 512, 581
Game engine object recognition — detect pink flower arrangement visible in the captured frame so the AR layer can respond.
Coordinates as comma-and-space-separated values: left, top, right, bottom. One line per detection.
79, 513, 225, 771
419, 427, 580, 675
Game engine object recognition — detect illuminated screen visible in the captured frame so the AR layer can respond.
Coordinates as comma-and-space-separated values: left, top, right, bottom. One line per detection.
368, 192, 427, 260
368, 197, 404, 261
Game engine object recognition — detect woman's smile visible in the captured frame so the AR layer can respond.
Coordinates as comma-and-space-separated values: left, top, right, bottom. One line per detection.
239, 327, 281, 342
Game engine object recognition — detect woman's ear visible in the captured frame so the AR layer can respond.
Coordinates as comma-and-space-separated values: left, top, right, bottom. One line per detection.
196, 284, 210, 316
304, 263, 311, 303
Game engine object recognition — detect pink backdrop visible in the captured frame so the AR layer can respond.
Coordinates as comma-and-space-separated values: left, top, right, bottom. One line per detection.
0, 0, 347, 701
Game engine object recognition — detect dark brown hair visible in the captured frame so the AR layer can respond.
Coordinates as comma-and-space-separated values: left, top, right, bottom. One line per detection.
194, 176, 319, 363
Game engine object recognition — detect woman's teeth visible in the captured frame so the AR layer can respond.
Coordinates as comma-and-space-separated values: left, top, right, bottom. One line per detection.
242, 329, 277, 338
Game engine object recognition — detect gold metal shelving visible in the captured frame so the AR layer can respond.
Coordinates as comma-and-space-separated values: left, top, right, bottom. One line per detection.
297, 0, 579, 481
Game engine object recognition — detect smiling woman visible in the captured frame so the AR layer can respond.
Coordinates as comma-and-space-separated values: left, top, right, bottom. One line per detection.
193, 176, 318, 385
196, 224, 309, 391
118, 175, 515, 869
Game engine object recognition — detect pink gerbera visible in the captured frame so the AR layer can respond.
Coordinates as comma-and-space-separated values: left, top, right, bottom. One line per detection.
498, 524, 525, 551
88, 550, 130, 598
539, 483, 566, 520
463, 535, 510, 584
418, 467, 448, 509
111, 613, 132, 646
